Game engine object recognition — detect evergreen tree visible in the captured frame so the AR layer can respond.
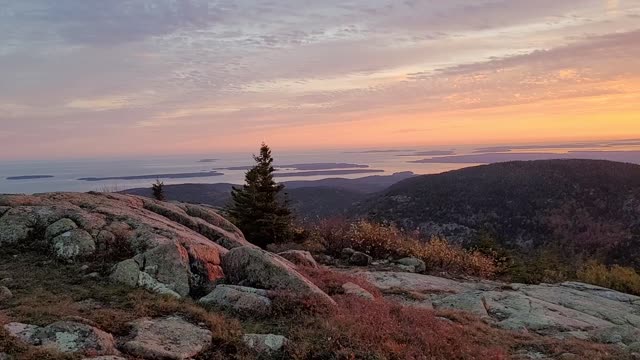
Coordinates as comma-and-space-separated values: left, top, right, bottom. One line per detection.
228, 143, 293, 247
152, 179, 165, 201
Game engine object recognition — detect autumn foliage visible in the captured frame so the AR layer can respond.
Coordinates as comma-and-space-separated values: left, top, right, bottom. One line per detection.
311, 218, 498, 277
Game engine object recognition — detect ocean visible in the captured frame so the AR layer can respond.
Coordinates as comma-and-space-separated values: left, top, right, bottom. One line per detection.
2, 141, 639, 194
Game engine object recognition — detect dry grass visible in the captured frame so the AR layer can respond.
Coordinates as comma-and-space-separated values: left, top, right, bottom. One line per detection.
311, 218, 498, 278
577, 260, 640, 295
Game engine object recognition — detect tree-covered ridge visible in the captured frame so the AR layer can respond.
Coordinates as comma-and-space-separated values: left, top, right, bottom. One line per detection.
361, 159, 640, 273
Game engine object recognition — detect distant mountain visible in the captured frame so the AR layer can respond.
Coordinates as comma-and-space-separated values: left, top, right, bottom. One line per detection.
359, 160, 640, 268
122, 172, 415, 218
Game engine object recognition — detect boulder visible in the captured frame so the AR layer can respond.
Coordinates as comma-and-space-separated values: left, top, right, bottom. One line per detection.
51, 229, 96, 260
342, 282, 374, 301
34, 321, 118, 355
349, 251, 372, 266
243, 334, 288, 353
137, 272, 181, 298
133, 243, 191, 297
45, 218, 78, 240
0, 208, 37, 245
110, 259, 140, 287
395, 257, 426, 273
277, 250, 318, 268
0, 286, 12, 301
221, 246, 335, 305
121, 316, 212, 360
3, 322, 41, 345
341, 248, 356, 259
199, 285, 272, 316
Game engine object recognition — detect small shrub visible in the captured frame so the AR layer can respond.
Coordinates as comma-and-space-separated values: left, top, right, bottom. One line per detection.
577, 261, 640, 295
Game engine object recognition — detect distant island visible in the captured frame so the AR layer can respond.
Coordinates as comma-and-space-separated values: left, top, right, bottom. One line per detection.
78, 171, 224, 182
197, 158, 218, 163
217, 163, 370, 171
6, 175, 55, 180
274, 169, 384, 177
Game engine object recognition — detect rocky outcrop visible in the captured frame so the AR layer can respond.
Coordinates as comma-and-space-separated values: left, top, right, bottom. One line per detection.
199, 285, 272, 316
222, 246, 335, 305
277, 250, 318, 268
121, 316, 212, 360
351, 269, 640, 343
0, 192, 244, 296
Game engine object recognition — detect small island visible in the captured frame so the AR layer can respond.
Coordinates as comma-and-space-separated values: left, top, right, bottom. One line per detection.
6, 175, 55, 180
197, 158, 218, 163
78, 171, 224, 182
274, 169, 384, 177
218, 163, 371, 171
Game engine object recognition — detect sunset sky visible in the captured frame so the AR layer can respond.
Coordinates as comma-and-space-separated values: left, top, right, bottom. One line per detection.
1, 0, 639, 160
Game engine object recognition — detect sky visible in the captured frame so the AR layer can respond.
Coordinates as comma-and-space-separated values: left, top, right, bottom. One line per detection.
1, 0, 639, 160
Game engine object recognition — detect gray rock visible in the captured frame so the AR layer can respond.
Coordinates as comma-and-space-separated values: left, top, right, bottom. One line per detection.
278, 250, 318, 268
33, 321, 118, 355
591, 325, 640, 345
349, 251, 372, 266
341, 248, 355, 258
3, 322, 41, 345
395, 257, 426, 273
122, 316, 212, 360
82, 357, 128, 360
136, 272, 181, 298
356, 269, 640, 342
342, 282, 374, 301
433, 292, 489, 317
0, 286, 12, 301
52, 229, 96, 259
110, 258, 141, 287
243, 334, 288, 353
0, 208, 37, 245
133, 243, 192, 297
199, 285, 272, 315
0, 352, 9, 360
45, 218, 78, 240
222, 246, 335, 306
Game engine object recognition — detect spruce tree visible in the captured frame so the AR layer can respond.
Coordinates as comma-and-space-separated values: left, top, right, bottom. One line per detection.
228, 143, 293, 248
152, 179, 165, 201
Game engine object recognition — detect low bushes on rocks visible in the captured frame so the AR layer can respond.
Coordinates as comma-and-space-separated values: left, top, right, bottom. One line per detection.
221, 246, 336, 306
199, 285, 272, 316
